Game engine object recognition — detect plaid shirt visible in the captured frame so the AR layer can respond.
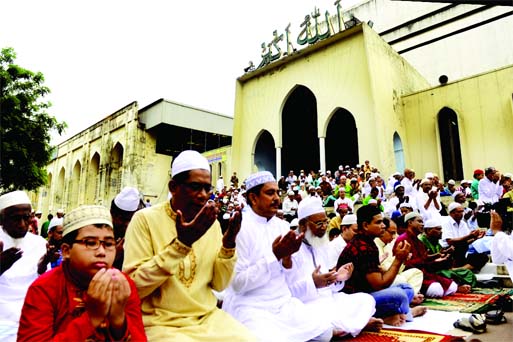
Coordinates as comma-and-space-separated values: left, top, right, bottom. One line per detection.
337, 233, 381, 294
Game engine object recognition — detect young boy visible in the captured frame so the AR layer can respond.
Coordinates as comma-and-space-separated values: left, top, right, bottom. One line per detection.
17, 205, 147, 342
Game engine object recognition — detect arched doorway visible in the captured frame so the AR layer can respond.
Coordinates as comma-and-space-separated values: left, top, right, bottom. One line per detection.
325, 108, 359, 171
70, 161, 81, 208
86, 153, 100, 204
281, 85, 319, 175
393, 132, 405, 173
438, 107, 463, 181
108, 143, 124, 201
254, 130, 276, 176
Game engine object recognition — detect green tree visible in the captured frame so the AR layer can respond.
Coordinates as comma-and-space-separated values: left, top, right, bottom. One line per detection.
1, 47, 66, 193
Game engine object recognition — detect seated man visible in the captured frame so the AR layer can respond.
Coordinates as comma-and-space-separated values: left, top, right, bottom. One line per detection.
327, 203, 349, 232
223, 171, 332, 341
490, 211, 513, 281
337, 205, 426, 327
0, 191, 48, 342
375, 217, 424, 298
123, 150, 254, 341
286, 197, 381, 338
441, 203, 489, 272
395, 213, 464, 298
17, 205, 146, 342
419, 218, 476, 288
326, 213, 358, 269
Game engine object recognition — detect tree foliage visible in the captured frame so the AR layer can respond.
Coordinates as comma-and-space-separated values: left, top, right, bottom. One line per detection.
1, 47, 66, 193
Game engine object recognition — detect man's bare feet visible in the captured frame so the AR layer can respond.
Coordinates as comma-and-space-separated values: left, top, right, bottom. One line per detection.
411, 293, 425, 306
363, 317, 383, 332
411, 306, 428, 317
457, 284, 472, 294
383, 313, 407, 326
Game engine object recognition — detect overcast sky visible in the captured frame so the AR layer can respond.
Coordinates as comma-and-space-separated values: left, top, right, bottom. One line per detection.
1, 0, 362, 144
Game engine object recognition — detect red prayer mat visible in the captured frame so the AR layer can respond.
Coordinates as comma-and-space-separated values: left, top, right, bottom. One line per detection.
422, 288, 513, 313
341, 328, 465, 342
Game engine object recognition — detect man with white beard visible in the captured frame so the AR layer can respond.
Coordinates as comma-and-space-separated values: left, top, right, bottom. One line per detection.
286, 196, 382, 338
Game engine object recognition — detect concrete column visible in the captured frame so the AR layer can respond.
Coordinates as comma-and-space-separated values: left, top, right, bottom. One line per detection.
319, 137, 326, 173
276, 147, 282, 178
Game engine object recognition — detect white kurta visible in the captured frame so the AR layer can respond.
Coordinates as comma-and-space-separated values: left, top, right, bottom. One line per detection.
490, 232, 513, 281
222, 208, 331, 342
286, 242, 375, 337
0, 229, 47, 342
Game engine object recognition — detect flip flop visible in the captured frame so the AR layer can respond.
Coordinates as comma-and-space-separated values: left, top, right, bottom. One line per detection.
485, 308, 507, 325
453, 314, 487, 334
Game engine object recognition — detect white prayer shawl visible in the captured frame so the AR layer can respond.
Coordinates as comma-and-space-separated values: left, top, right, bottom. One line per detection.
490, 232, 513, 282
222, 208, 330, 342
286, 242, 375, 337
0, 229, 47, 342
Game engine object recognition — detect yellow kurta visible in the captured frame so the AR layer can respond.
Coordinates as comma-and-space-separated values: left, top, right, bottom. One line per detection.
123, 201, 255, 341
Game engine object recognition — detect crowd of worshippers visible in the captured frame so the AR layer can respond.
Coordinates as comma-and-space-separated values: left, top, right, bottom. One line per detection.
1, 153, 513, 342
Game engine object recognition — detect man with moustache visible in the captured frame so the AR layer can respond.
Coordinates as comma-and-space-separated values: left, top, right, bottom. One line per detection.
123, 150, 254, 341
223, 171, 332, 342
0, 191, 48, 342
286, 197, 381, 338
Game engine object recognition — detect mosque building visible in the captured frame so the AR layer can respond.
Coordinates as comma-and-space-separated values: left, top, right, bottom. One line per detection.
34, 0, 512, 213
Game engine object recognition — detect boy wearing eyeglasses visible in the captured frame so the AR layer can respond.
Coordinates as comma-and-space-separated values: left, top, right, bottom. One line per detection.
17, 205, 147, 342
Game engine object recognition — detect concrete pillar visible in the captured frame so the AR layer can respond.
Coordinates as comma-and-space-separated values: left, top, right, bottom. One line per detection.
319, 137, 326, 173
276, 147, 282, 179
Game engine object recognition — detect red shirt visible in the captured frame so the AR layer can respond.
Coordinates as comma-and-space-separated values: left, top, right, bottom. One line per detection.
18, 265, 147, 342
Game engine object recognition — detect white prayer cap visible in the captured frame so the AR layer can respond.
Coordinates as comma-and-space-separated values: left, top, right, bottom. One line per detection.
341, 214, 357, 225
245, 171, 276, 191
350, 178, 358, 182
171, 150, 210, 178
420, 178, 431, 185
63, 205, 112, 237
290, 218, 299, 228
57, 208, 64, 214
452, 190, 464, 198
399, 202, 412, 209
404, 211, 421, 223
448, 202, 463, 213
448, 179, 456, 185
114, 187, 140, 212
425, 172, 434, 179
392, 172, 401, 177
287, 190, 295, 196
504, 173, 513, 179
461, 179, 471, 184
0, 190, 31, 213
424, 218, 442, 229
48, 217, 64, 231
35, 210, 42, 215
368, 199, 378, 205
394, 184, 405, 191
297, 196, 325, 221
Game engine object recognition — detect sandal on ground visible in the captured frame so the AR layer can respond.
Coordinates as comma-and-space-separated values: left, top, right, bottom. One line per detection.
494, 294, 513, 312
485, 308, 507, 325
453, 314, 487, 334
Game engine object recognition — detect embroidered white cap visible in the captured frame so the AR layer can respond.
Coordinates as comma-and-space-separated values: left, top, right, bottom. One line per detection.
171, 150, 210, 178
0, 190, 31, 213
297, 196, 325, 221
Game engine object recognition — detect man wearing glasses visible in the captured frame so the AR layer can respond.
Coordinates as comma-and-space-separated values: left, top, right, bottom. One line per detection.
123, 150, 255, 341
286, 196, 380, 339
223, 171, 332, 341
0, 190, 48, 342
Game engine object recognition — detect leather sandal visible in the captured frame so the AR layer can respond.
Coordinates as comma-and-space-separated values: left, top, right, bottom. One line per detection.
453, 314, 487, 334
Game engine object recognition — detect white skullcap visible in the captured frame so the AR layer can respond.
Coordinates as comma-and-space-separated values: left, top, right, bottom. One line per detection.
448, 179, 456, 185
0, 190, 31, 213
290, 218, 299, 228
57, 208, 64, 214
425, 172, 434, 179
35, 210, 42, 215
399, 202, 412, 209
368, 199, 378, 204
452, 190, 464, 198
341, 214, 357, 225
245, 171, 276, 191
404, 211, 421, 223
297, 196, 325, 221
420, 178, 431, 185
287, 190, 295, 196
448, 202, 463, 213
461, 179, 471, 184
171, 150, 210, 178
48, 217, 64, 231
114, 187, 140, 212
504, 173, 513, 179
63, 205, 112, 237
424, 218, 442, 229
394, 184, 405, 191
392, 172, 401, 177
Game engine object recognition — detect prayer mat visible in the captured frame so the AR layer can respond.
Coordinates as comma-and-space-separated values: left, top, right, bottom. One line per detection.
422, 288, 513, 313
341, 328, 464, 342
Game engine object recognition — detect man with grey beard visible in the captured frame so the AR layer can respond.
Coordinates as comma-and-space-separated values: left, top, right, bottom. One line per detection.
286, 196, 382, 339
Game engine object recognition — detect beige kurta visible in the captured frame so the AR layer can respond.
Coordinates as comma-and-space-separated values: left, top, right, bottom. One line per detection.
123, 201, 255, 341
